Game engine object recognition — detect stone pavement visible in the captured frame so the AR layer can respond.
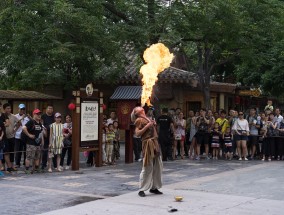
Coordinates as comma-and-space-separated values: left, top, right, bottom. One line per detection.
0, 145, 284, 215
42, 162, 284, 215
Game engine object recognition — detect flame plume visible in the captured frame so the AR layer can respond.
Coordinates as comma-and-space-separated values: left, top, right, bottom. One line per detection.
140, 43, 174, 106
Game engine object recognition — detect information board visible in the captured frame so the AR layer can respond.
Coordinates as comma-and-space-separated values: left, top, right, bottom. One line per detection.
80, 101, 99, 142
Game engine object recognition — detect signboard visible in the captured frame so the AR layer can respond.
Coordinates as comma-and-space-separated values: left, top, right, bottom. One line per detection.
80, 101, 99, 142
239, 88, 261, 97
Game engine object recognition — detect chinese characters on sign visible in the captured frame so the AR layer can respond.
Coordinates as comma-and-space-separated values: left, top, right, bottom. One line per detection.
81, 102, 99, 142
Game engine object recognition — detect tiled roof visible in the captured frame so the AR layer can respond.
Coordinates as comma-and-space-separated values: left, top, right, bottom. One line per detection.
120, 66, 198, 85
118, 47, 236, 93
110, 86, 142, 100
0, 90, 62, 100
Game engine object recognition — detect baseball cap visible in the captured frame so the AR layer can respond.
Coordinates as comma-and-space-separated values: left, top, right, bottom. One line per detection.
33, 109, 42, 115
19, 104, 26, 109
55, 112, 62, 118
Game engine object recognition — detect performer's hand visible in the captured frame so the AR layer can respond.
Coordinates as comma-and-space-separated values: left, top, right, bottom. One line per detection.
146, 121, 154, 128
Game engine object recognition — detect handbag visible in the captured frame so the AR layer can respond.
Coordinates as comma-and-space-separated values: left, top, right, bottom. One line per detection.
63, 138, 72, 147
175, 134, 182, 140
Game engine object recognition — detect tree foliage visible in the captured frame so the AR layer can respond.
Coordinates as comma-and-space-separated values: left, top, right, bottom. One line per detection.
1, 0, 284, 102
0, 0, 124, 90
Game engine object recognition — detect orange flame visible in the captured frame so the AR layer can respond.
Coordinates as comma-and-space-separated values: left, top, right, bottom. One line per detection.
140, 43, 174, 106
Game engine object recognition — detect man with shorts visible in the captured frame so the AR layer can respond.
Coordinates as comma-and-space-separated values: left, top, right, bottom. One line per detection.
22, 109, 46, 174
3, 103, 18, 172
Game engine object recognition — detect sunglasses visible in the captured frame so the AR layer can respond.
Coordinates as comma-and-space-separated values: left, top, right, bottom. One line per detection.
239, 113, 244, 116
20, 108, 26, 110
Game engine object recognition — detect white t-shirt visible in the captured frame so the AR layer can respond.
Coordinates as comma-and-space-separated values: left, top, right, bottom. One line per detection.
106, 118, 118, 126
274, 115, 283, 128
15, 114, 30, 139
232, 119, 250, 132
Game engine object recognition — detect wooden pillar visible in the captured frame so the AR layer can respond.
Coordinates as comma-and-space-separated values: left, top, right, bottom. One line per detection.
125, 124, 134, 163
219, 93, 225, 110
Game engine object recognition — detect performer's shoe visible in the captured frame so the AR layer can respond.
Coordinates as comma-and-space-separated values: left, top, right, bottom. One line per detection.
138, 191, 146, 197
149, 189, 163, 194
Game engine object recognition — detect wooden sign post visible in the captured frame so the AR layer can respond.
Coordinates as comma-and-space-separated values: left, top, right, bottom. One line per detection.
71, 85, 103, 170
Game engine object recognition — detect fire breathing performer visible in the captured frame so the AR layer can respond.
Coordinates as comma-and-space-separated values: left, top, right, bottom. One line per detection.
131, 106, 163, 197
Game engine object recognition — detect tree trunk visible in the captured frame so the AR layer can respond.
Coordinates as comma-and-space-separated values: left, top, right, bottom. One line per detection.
148, 0, 159, 44
197, 43, 211, 110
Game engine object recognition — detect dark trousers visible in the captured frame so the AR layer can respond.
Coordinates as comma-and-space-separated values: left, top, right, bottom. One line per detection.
276, 137, 284, 157
42, 138, 56, 169
263, 137, 275, 157
87, 151, 95, 166
159, 135, 172, 161
60, 146, 72, 166
15, 138, 26, 166
133, 137, 142, 160
41, 139, 49, 169
7, 138, 15, 163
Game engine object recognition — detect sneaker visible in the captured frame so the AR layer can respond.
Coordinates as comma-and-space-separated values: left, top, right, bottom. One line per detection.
138, 191, 146, 197
195, 156, 200, 160
138, 158, 143, 162
25, 169, 32, 174
238, 157, 242, 161
6, 168, 13, 173
34, 168, 42, 173
56, 167, 63, 172
277, 156, 280, 161
0, 171, 4, 177
244, 157, 248, 161
206, 156, 210, 160
262, 158, 265, 161
11, 167, 17, 171
48, 168, 52, 173
149, 189, 163, 194
65, 166, 70, 170
215, 157, 218, 160
268, 158, 271, 161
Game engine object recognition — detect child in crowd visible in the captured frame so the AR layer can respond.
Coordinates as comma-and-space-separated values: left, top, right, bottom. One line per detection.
264, 100, 273, 115
223, 127, 233, 160
105, 124, 115, 165
48, 113, 64, 172
211, 122, 221, 160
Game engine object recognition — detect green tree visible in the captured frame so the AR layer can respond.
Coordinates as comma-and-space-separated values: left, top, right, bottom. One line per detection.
0, 0, 123, 90
166, 0, 284, 109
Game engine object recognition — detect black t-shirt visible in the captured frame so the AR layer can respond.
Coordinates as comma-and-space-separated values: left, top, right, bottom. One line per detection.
157, 115, 173, 133
197, 116, 209, 132
41, 113, 54, 138
41, 113, 54, 129
25, 120, 43, 145
0, 113, 8, 140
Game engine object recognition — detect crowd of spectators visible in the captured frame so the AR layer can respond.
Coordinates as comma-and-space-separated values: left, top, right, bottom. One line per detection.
134, 99, 284, 162
0, 103, 72, 175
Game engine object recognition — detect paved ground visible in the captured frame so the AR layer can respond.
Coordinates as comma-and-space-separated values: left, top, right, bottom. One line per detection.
1, 144, 284, 215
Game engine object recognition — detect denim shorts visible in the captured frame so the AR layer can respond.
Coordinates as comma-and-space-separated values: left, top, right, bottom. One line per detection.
235, 134, 248, 141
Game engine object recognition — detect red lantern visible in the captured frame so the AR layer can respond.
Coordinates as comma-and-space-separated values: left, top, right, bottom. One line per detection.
68, 103, 76, 110
235, 96, 240, 104
102, 104, 107, 110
